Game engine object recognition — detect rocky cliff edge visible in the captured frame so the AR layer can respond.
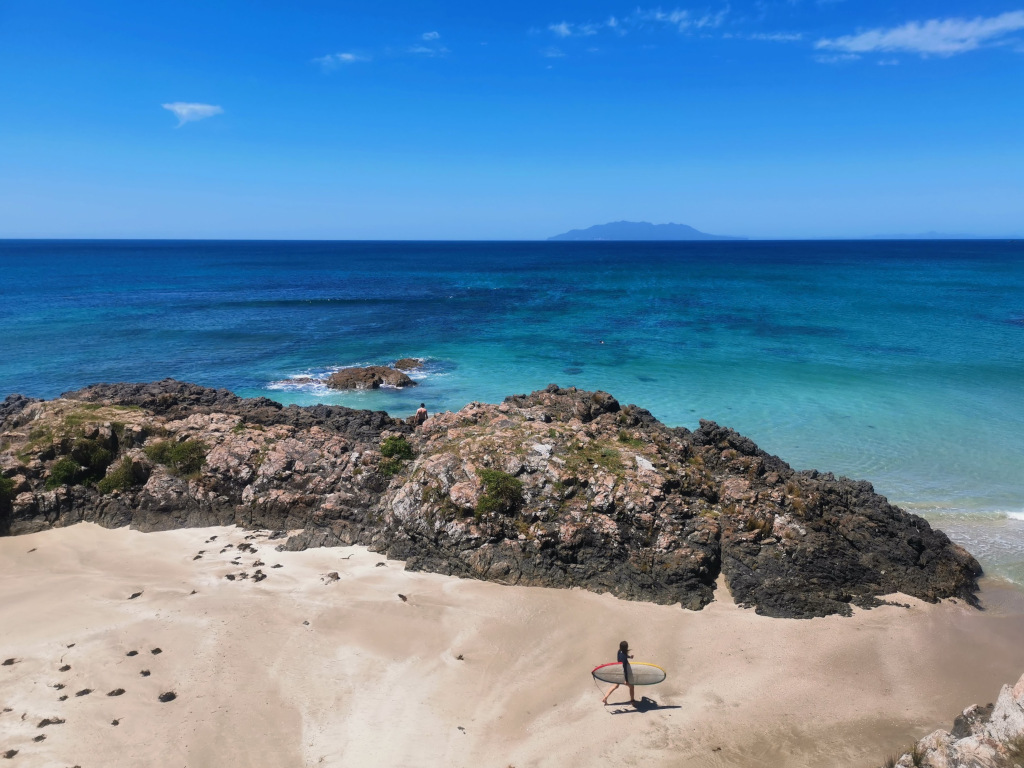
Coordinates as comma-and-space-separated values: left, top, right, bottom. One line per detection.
0, 380, 980, 619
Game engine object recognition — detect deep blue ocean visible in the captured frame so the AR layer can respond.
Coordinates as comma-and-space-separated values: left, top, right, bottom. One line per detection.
2, 239, 1023, 584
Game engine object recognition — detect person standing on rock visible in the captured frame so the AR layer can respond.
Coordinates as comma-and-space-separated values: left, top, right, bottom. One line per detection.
601, 640, 636, 706
413, 403, 428, 426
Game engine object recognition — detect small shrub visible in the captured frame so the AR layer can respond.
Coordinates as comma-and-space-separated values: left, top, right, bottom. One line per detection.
882, 755, 896, 768
617, 430, 644, 448
1005, 734, 1024, 765
475, 468, 524, 518
144, 439, 207, 476
97, 459, 140, 495
379, 458, 404, 476
70, 438, 113, 480
0, 476, 16, 501
380, 435, 414, 460
45, 457, 81, 489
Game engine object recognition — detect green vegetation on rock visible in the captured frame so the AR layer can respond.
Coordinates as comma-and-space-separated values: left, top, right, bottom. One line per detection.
380, 435, 414, 460
45, 457, 82, 489
96, 458, 141, 495
144, 439, 207, 476
0, 476, 16, 501
475, 468, 524, 517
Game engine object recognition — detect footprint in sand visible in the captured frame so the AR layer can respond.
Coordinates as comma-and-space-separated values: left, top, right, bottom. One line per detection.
58, 695, 68, 701
37, 717, 65, 727
33, 734, 45, 743
107, 689, 125, 697
271, 564, 283, 569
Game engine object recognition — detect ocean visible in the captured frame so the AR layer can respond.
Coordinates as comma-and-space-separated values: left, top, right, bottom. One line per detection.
2, 239, 1023, 584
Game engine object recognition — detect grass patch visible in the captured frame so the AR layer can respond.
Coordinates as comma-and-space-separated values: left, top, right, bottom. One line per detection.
0, 475, 16, 501
475, 468, 524, 518
380, 435, 414, 460
45, 457, 81, 490
144, 439, 207, 476
565, 441, 623, 474
617, 430, 644, 448
744, 515, 774, 535
96, 459, 141, 495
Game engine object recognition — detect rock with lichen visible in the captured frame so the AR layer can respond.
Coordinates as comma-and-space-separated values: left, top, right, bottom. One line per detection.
0, 381, 981, 618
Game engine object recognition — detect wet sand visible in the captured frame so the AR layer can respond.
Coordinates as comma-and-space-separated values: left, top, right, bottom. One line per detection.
2, 522, 1024, 767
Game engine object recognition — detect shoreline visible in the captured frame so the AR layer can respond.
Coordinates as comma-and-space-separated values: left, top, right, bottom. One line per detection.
4, 523, 1024, 767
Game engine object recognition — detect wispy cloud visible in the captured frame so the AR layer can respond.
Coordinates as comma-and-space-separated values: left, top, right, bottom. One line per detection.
408, 44, 449, 56
422, 31, 440, 41
816, 11, 1024, 57
540, 46, 567, 58
314, 52, 371, 70
546, 6, 729, 40
161, 102, 223, 127
745, 31, 802, 42
813, 52, 860, 64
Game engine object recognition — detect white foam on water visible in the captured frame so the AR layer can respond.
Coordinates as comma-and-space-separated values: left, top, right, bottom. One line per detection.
1007, 511, 1024, 522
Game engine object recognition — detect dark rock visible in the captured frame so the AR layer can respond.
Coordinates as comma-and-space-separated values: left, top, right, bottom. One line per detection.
394, 358, 423, 370
2, 750, 17, 759
126, 650, 138, 657
140, 669, 151, 677
33, 734, 45, 742
106, 688, 125, 696
37, 717, 65, 727
325, 366, 417, 391
1, 659, 16, 666
158, 691, 176, 702
58, 665, 70, 672
1, 381, 981, 619
74, 689, 92, 697
150, 648, 162, 655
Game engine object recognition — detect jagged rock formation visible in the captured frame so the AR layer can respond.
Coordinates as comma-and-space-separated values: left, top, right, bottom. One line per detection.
0, 381, 981, 618
394, 358, 423, 371
325, 366, 416, 390
887, 671, 1024, 767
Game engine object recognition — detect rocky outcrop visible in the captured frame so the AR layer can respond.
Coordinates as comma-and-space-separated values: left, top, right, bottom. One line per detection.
0, 381, 981, 618
888, 671, 1024, 767
394, 358, 423, 371
325, 366, 416, 390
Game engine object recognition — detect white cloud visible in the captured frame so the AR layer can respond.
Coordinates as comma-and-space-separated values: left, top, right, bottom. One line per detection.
408, 44, 450, 56
747, 31, 802, 42
816, 11, 1024, 56
814, 52, 860, 64
314, 52, 370, 70
161, 102, 223, 127
422, 31, 440, 40
550, 7, 729, 38
541, 46, 567, 58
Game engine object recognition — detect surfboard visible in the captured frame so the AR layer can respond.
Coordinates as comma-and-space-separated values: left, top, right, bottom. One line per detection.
591, 662, 666, 686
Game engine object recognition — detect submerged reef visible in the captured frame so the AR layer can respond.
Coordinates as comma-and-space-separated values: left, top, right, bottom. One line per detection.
0, 380, 980, 618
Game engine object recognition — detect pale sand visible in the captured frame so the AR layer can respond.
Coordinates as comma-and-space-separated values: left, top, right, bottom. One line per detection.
3, 524, 1024, 768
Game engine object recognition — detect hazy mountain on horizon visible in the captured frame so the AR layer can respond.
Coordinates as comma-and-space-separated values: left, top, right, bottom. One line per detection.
548, 221, 745, 241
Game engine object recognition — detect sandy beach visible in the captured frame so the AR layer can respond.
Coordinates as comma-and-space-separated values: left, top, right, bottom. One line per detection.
2, 523, 1024, 768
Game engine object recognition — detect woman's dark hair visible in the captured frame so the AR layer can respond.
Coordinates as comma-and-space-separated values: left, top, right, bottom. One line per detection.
619, 640, 629, 652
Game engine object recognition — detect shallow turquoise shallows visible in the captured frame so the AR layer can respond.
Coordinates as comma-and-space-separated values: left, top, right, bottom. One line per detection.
3, 239, 1023, 583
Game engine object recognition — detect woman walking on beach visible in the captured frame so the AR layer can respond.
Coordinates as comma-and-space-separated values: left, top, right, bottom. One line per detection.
601, 640, 636, 705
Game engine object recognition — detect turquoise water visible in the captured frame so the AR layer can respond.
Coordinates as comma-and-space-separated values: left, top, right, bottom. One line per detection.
2, 240, 1023, 583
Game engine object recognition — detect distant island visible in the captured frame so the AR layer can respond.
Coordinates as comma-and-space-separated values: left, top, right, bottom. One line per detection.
548, 221, 745, 241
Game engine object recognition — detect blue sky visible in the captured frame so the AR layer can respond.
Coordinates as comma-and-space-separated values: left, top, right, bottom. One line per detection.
1, 1, 1022, 239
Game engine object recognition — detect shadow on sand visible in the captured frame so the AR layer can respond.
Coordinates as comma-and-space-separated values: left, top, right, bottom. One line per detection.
608, 696, 681, 715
